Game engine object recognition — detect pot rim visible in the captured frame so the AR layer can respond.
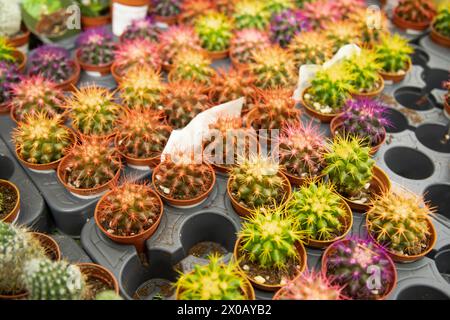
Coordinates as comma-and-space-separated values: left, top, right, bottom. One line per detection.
0, 179, 20, 223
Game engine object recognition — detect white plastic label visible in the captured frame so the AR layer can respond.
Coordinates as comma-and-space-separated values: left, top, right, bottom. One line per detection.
112, 2, 148, 37
86, 71, 102, 78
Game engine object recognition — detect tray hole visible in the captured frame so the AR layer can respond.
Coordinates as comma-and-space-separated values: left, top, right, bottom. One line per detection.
411, 46, 429, 67
424, 184, 450, 220
397, 285, 450, 300
394, 87, 434, 111
385, 108, 408, 133
0, 155, 15, 180
422, 68, 448, 90
415, 124, 450, 153
384, 147, 434, 180
434, 249, 450, 284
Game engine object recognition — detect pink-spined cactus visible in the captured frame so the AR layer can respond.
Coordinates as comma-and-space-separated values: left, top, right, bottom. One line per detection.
270, 9, 310, 48
76, 27, 116, 66
121, 17, 160, 42
114, 39, 162, 77
229, 29, 271, 65
333, 0, 365, 19
0, 61, 22, 105
28, 45, 74, 84
302, 0, 340, 30
151, 0, 183, 17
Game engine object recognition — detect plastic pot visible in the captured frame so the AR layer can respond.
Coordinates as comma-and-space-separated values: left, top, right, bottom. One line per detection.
392, 8, 432, 31
6, 25, 30, 50
430, 23, 450, 48
0, 179, 20, 223
202, 48, 229, 60
77, 263, 120, 298
379, 59, 411, 84
81, 11, 112, 30
349, 74, 385, 99
76, 49, 113, 77
300, 87, 341, 123
233, 237, 307, 292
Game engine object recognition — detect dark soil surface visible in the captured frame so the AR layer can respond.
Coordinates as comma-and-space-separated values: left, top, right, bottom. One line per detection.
0, 183, 18, 220
188, 241, 227, 259
85, 277, 113, 300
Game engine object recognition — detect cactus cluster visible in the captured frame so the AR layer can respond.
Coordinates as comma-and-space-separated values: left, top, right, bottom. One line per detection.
10, 75, 66, 122
151, 0, 182, 17
395, 0, 436, 24
323, 135, 375, 198
13, 113, 73, 165
0, 61, 21, 105
178, 0, 215, 25
270, 9, 309, 48
28, 45, 74, 84
325, 21, 361, 53
233, 0, 270, 30
163, 80, 210, 129
229, 29, 271, 65
176, 255, 247, 300
343, 49, 383, 93
169, 49, 215, 85
289, 181, 348, 242
159, 26, 202, 69
337, 99, 390, 147
114, 39, 162, 77
263, 0, 295, 16
249, 46, 297, 89
118, 66, 165, 110
324, 238, 395, 300
433, 3, 450, 37
66, 85, 122, 137
229, 155, 286, 209
97, 182, 162, 236
288, 31, 333, 68
195, 11, 233, 52
367, 189, 434, 256
0, 37, 15, 64
0, 0, 21, 38
63, 137, 121, 190
76, 27, 116, 66
374, 34, 413, 74
121, 17, 159, 42
302, 0, 340, 30
0, 222, 46, 295
116, 109, 171, 161
278, 122, 325, 179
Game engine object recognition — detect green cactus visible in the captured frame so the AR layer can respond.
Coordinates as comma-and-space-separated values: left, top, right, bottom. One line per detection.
0, 0, 21, 38
374, 33, 413, 74
95, 290, 123, 300
323, 135, 375, 198
288, 30, 334, 68
176, 255, 247, 300
343, 49, 383, 93
0, 37, 16, 63
433, 3, 450, 37
195, 11, 233, 52
0, 222, 46, 295
233, 0, 270, 30
169, 49, 215, 85
263, 0, 295, 16
23, 258, 87, 300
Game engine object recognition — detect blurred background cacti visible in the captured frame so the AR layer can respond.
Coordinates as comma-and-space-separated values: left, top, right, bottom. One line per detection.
151, 0, 182, 17
288, 31, 333, 68
270, 9, 309, 48
28, 45, 74, 84
114, 39, 162, 77
233, 0, 270, 30
194, 11, 233, 52
76, 0, 110, 17
434, 2, 450, 36
76, 27, 116, 66
169, 49, 215, 85
263, 0, 295, 16
0, 37, 17, 63
121, 17, 159, 42
0, 61, 22, 105
229, 29, 271, 66
395, 0, 436, 24
159, 26, 201, 70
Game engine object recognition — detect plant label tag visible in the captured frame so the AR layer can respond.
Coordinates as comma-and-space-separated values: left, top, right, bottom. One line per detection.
86, 71, 102, 78
406, 29, 424, 35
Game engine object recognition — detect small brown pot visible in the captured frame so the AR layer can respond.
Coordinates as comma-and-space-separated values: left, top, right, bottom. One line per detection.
152, 14, 179, 26
113, 0, 149, 5
227, 172, 292, 218
430, 23, 450, 48
202, 48, 229, 60
366, 214, 437, 263
392, 8, 432, 31
321, 238, 397, 300
114, 135, 168, 169
76, 49, 113, 77
379, 59, 411, 84
300, 87, 341, 123
81, 12, 112, 30
0, 179, 20, 223
234, 237, 307, 292
76, 263, 120, 299
350, 75, 385, 99
281, 169, 325, 188
152, 162, 216, 207
6, 26, 30, 49
330, 115, 387, 155
0, 102, 10, 115
12, 50, 26, 73
54, 60, 81, 92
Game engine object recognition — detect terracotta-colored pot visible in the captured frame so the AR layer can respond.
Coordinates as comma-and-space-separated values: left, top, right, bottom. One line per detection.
76, 263, 120, 298
81, 12, 112, 30
350, 74, 385, 99
113, 0, 149, 5
76, 49, 113, 77
0, 102, 10, 115
0, 179, 20, 223
152, 14, 179, 26
330, 115, 387, 155
176, 269, 256, 300
366, 214, 437, 263
202, 48, 229, 60
54, 60, 81, 92
392, 8, 432, 31
281, 169, 325, 187
234, 237, 307, 292
430, 23, 450, 48
227, 172, 292, 218
229, 53, 249, 71
6, 26, 30, 48
321, 238, 397, 300
379, 59, 411, 84
12, 50, 26, 73
152, 162, 216, 207
300, 87, 341, 123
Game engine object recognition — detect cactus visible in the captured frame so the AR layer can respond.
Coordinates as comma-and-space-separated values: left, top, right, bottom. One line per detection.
0, 222, 46, 295
178, 0, 215, 25
153, 155, 214, 200
289, 180, 348, 241
96, 290, 123, 300
367, 189, 434, 257
66, 85, 122, 137
288, 31, 333, 68
337, 98, 390, 147
304, 63, 355, 114
159, 25, 202, 69
23, 259, 87, 300
229, 29, 271, 65
323, 135, 375, 198
343, 49, 383, 93
0, 0, 21, 38
302, 0, 340, 30
263, 0, 295, 16
433, 3, 450, 37
238, 203, 302, 269
333, 0, 365, 19
249, 46, 297, 89
325, 21, 361, 54
163, 80, 210, 129
118, 66, 165, 110
233, 0, 270, 30
63, 136, 121, 190
151, 0, 182, 17
0, 37, 16, 63
324, 238, 395, 300
10, 75, 66, 122
270, 9, 310, 48
28, 45, 75, 84
121, 17, 159, 42
347, 7, 389, 47
114, 39, 162, 77
169, 49, 215, 85
116, 109, 171, 161
229, 154, 287, 209
374, 33, 414, 74
96, 182, 162, 236
195, 12, 233, 52
278, 121, 325, 179
274, 270, 342, 300
13, 113, 73, 165
76, 27, 116, 66
176, 255, 246, 300
395, 0, 436, 24
0, 61, 21, 105
77, 0, 110, 17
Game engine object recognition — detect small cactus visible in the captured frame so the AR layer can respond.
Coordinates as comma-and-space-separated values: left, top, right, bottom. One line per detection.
434, 3, 450, 37
195, 11, 233, 52
325, 21, 361, 54
178, 0, 215, 25
95, 290, 123, 300
114, 39, 162, 77
343, 49, 383, 93
288, 31, 334, 68
121, 17, 159, 42
229, 29, 271, 65
263, 0, 295, 16
0, 37, 16, 64
333, 0, 365, 19
233, 0, 270, 30
270, 9, 310, 48
151, 0, 182, 17
374, 33, 414, 74
0, 0, 21, 38
395, 0, 436, 24
76, 27, 116, 66
28, 45, 75, 84
169, 49, 215, 85
0, 61, 22, 105
302, 0, 340, 30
